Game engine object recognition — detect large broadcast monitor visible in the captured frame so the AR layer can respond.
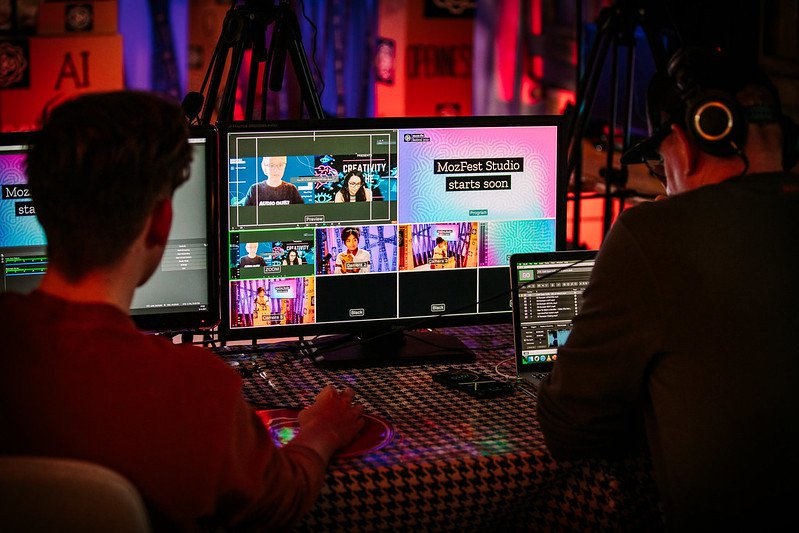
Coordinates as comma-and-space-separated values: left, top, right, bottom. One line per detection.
0, 126, 218, 332
220, 115, 566, 365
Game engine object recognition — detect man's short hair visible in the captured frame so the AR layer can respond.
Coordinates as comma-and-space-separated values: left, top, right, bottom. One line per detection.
435, 236, 445, 245
25, 91, 192, 281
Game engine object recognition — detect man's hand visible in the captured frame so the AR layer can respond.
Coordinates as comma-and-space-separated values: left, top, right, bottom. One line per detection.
293, 385, 365, 462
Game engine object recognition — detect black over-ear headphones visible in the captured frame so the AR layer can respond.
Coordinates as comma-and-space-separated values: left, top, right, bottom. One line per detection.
666, 47, 799, 171
666, 48, 748, 158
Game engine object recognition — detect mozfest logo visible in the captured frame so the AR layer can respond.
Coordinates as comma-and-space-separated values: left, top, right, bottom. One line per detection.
403, 133, 431, 143
0, 40, 30, 89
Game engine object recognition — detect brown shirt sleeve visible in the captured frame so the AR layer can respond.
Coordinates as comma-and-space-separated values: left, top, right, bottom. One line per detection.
536, 217, 658, 459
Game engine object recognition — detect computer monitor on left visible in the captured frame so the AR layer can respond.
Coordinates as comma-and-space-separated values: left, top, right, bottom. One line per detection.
0, 126, 218, 332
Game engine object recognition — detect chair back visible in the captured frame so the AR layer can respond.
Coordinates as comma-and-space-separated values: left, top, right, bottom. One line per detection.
0, 455, 150, 533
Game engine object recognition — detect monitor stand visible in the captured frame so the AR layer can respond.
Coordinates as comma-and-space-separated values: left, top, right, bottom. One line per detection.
308, 329, 476, 369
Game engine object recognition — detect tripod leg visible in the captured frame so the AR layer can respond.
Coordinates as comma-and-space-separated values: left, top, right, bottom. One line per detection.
267, 9, 289, 94
202, 8, 247, 124
602, 40, 623, 236
261, 39, 275, 120
201, 33, 233, 124
245, 52, 262, 120
567, 18, 614, 178
618, 43, 636, 214
568, 9, 613, 140
284, 8, 324, 119
569, 47, 606, 239
219, 23, 250, 122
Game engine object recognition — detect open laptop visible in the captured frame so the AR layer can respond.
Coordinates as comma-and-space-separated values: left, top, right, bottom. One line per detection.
509, 250, 598, 388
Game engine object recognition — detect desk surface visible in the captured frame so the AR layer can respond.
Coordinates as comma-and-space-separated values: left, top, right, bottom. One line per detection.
221, 324, 662, 531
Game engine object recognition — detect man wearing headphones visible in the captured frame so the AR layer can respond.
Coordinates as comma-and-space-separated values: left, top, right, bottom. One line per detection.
536, 47, 798, 530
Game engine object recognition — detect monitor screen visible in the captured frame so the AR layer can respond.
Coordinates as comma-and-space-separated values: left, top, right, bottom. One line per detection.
220, 115, 566, 341
0, 126, 218, 331
511, 250, 598, 374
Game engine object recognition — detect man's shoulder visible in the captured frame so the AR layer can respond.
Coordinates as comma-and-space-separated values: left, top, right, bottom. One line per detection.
132, 334, 238, 379
0, 290, 69, 326
620, 172, 793, 224
0, 290, 26, 308
618, 185, 723, 224
0, 292, 236, 384
76, 332, 243, 402
142, 334, 240, 387
0, 290, 41, 304
0, 292, 30, 333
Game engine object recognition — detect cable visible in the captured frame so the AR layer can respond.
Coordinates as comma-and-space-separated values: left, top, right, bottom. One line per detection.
298, 0, 326, 98
493, 356, 517, 381
247, 358, 396, 421
734, 144, 750, 177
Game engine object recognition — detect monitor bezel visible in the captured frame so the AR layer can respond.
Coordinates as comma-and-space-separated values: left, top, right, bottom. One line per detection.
217, 114, 568, 341
0, 126, 220, 333
0, 130, 40, 295
132, 124, 220, 332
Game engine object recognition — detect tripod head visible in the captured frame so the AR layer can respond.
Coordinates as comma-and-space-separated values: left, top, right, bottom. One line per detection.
183, 0, 323, 124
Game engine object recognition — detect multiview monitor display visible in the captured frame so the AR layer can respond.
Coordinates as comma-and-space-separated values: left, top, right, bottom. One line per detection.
220, 116, 566, 339
0, 127, 218, 331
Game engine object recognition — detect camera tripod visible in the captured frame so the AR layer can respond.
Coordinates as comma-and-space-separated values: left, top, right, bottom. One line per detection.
183, 0, 324, 124
567, 0, 674, 242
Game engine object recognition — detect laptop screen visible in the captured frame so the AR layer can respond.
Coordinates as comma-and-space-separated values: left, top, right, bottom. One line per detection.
510, 250, 597, 374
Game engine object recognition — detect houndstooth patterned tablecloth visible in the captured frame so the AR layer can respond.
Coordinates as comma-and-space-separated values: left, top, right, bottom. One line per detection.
219, 324, 663, 531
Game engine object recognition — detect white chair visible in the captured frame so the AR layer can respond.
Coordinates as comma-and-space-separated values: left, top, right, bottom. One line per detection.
0, 455, 150, 532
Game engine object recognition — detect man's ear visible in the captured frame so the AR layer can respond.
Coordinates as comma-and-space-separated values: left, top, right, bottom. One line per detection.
146, 198, 173, 247
670, 123, 698, 175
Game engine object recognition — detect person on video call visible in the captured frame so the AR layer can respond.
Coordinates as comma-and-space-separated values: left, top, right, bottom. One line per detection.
535, 47, 799, 530
548, 331, 559, 348
335, 227, 371, 274
238, 241, 266, 268
430, 236, 454, 269
0, 91, 364, 531
282, 249, 303, 265
334, 170, 372, 202
243, 155, 304, 206
252, 286, 270, 326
